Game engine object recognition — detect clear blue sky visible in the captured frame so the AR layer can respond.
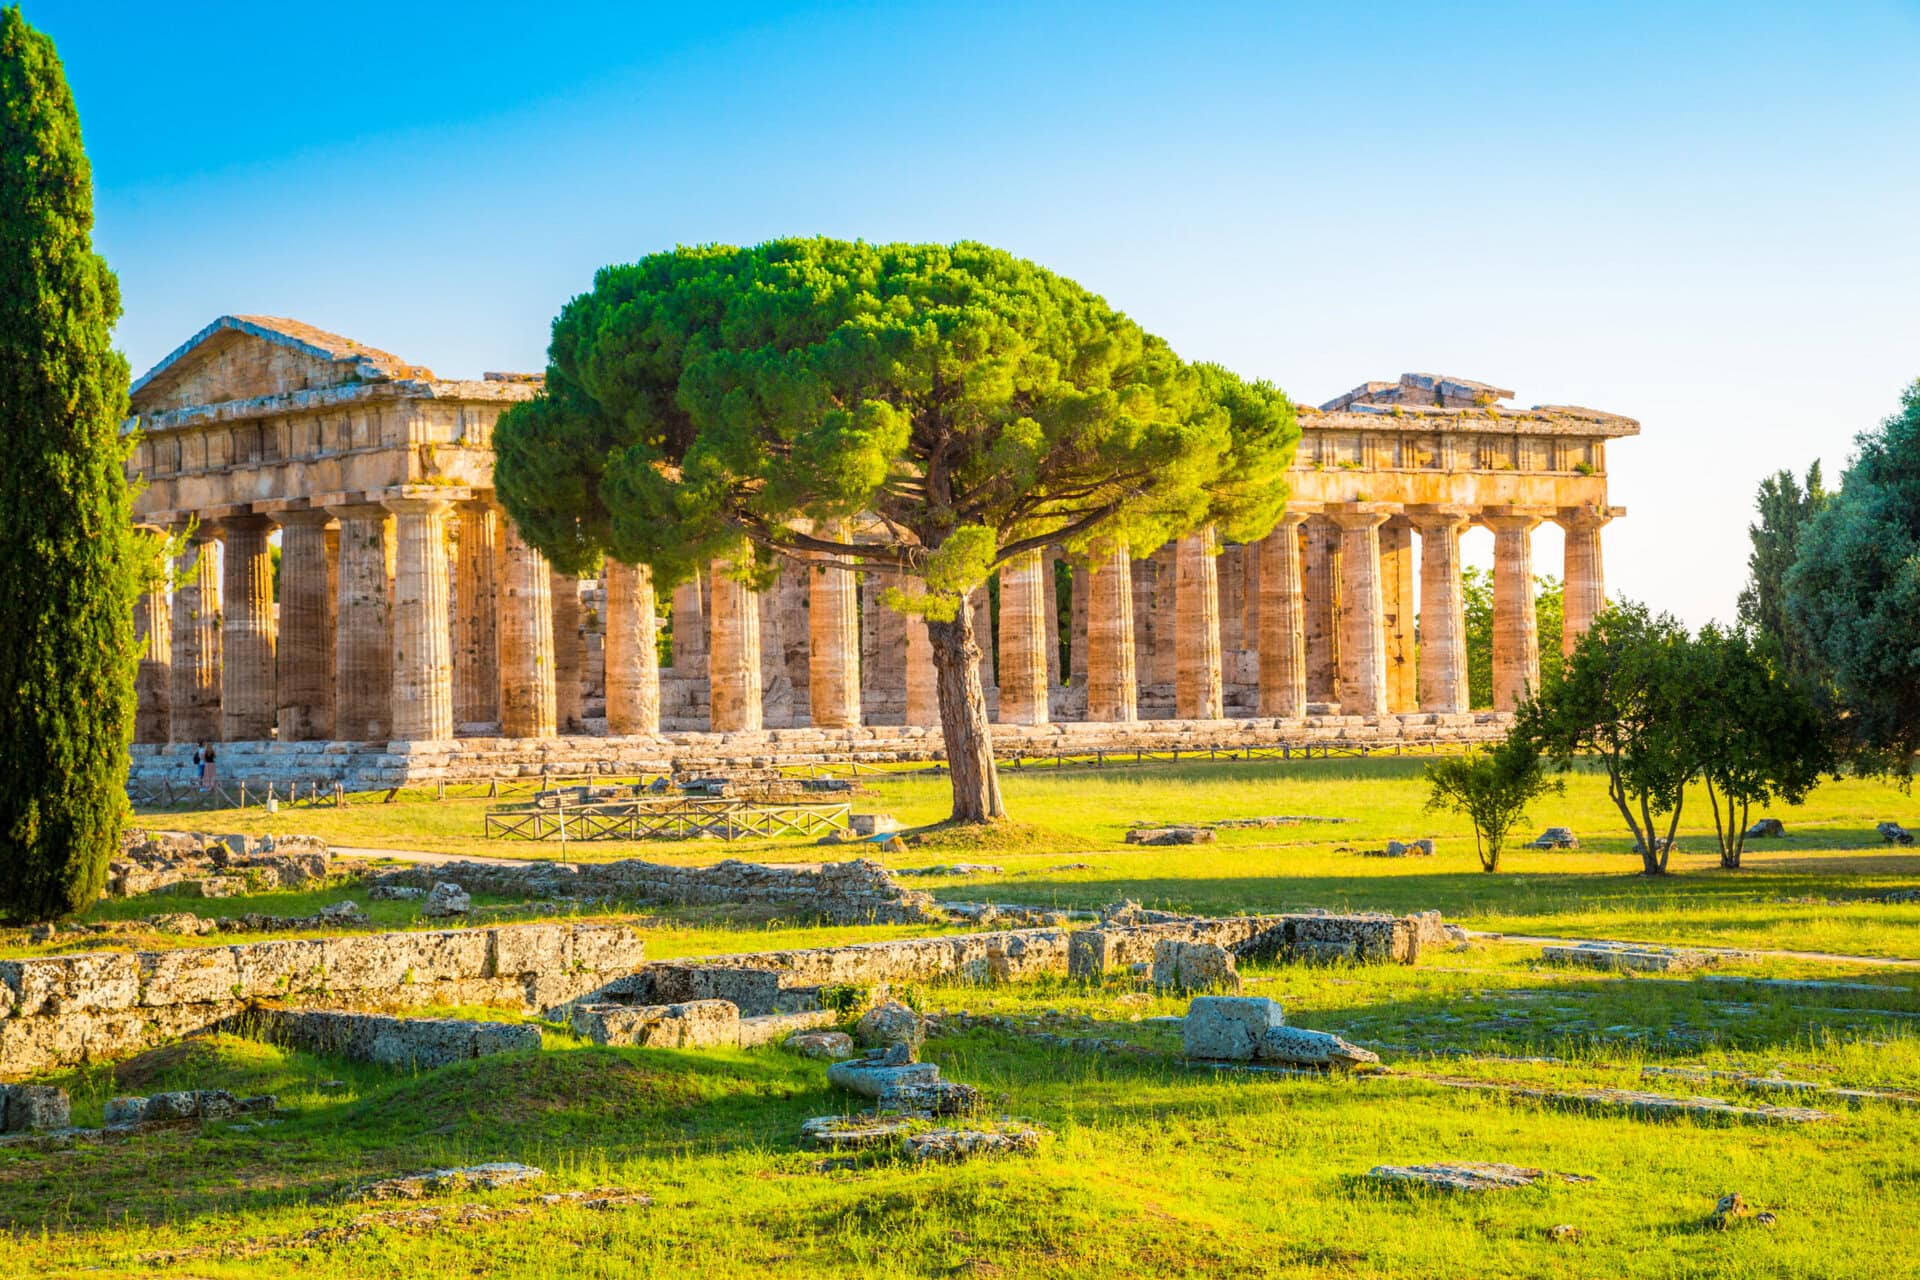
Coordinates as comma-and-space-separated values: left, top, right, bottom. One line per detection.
32, 0, 1920, 626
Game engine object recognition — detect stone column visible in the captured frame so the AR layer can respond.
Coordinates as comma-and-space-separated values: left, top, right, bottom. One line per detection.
1257, 513, 1309, 718
330, 504, 393, 740
1069, 565, 1090, 684
1043, 554, 1061, 691
1409, 508, 1471, 714
169, 524, 222, 744
1150, 545, 1178, 687
386, 495, 456, 742
1330, 506, 1391, 717
1380, 519, 1416, 714
1302, 517, 1341, 703
453, 500, 499, 729
219, 515, 275, 740
1486, 507, 1549, 711
497, 519, 557, 738
861, 564, 907, 717
274, 511, 335, 740
1219, 543, 1244, 657
1176, 527, 1223, 719
972, 586, 996, 701
1560, 506, 1612, 657
997, 549, 1050, 725
808, 542, 861, 729
604, 558, 660, 735
550, 571, 584, 733
904, 609, 939, 727
708, 560, 763, 732
133, 576, 171, 744
1086, 540, 1137, 722
670, 576, 706, 672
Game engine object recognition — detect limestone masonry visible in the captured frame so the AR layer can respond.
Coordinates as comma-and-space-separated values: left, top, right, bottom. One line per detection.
122, 319, 1636, 783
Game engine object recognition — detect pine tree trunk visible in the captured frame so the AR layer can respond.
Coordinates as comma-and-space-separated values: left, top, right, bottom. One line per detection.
926, 604, 1006, 823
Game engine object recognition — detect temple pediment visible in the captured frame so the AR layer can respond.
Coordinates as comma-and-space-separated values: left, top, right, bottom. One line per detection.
129, 315, 434, 417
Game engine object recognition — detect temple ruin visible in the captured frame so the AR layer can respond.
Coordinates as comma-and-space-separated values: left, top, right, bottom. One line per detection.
123, 319, 1636, 789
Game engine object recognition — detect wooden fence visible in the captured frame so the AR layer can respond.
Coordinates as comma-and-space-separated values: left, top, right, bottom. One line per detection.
483, 796, 855, 842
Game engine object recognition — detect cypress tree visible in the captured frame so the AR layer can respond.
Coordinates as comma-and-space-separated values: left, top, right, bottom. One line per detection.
0, 6, 139, 920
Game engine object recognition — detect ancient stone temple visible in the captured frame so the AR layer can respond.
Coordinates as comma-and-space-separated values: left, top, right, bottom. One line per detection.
124, 322, 1636, 789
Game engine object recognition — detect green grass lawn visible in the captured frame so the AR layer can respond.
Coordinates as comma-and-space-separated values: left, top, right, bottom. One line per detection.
118, 757, 1920, 958
7, 945, 1919, 1278
10, 757, 1913, 1276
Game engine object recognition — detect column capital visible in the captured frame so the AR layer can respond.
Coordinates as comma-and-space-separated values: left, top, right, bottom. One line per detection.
1404, 503, 1475, 532
1555, 503, 1624, 531
1271, 507, 1316, 531
1325, 501, 1397, 531
265, 505, 335, 528
382, 485, 465, 516
1479, 504, 1555, 532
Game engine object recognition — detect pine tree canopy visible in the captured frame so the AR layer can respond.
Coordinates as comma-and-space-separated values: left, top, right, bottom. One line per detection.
493, 238, 1300, 609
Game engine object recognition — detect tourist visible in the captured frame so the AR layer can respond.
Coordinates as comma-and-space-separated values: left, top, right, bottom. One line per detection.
199, 742, 217, 794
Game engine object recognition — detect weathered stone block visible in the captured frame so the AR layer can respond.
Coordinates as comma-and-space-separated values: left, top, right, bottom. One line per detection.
855, 1000, 925, 1054
570, 924, 644, 974
1182, 996, 1285, 1061
826, 1057, 940, 1098
323, 933, 417, 990
406, 929, 492, 984
0, 952, 142, 1017
490, 924, 571, 977
784, 1029, 856, 1060
569, 999, 740, 1049
140, 947, 241, 1007
1258, 1025, 1378, 1069
1, 1084, 69, 1132
1152, 940, 1241, 993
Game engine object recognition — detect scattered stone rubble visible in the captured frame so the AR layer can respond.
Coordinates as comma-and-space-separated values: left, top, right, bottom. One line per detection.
357, 1162, 548, 1201
422, 882, 472, 917
1528, 828, 1579, 850
1879, 822, 1913, 846
1745, 818, 1787, 839
110, 830, 332, 899
1709, 1191, 1778, 1232
104, 1089, 275, 1126
365, 856, 939, 925
1365, 1162, 1596, 1193
1375, 839, 1435, 858
1543, 941, 1748, 973
147, 901, 368, 936
1124, 825, 1215, 845
1182, 996, 1379, 1070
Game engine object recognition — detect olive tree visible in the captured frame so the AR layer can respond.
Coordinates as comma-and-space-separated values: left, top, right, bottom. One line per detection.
494, 239, 1298, 822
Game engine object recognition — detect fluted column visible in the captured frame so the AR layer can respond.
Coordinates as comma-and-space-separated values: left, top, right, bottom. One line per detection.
808, 539, 861, 728
384, 495, 455, 741
1486, 507, 1550, 711
972, 587, 996, 701
1176, 527, 1223, 719
1330, 506, 1391, 717
497, 519, 557, 738
1560, 506, 1612, 657
1409, 507, 1471, 714
1302, 517, 1341, 703
1258, 512, 1309, 718
274, 510, 335, 740
133, 574, 171, 744
453, 500, 499, 729
671, 576, 706, 672
1069, 565, 1090, 684
708, 560, 763, 732
1380, 519, 1416, 714
169, 524, 222, 744
330, 504, 393, 740
551, 571, 584, 733
1149, 545, 1178, 687
904, 610, 938, 727
997, 550, 1050, 724
1087, 540, 1137, 722
219, 515, 275, 740
605, 558, 660, 735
